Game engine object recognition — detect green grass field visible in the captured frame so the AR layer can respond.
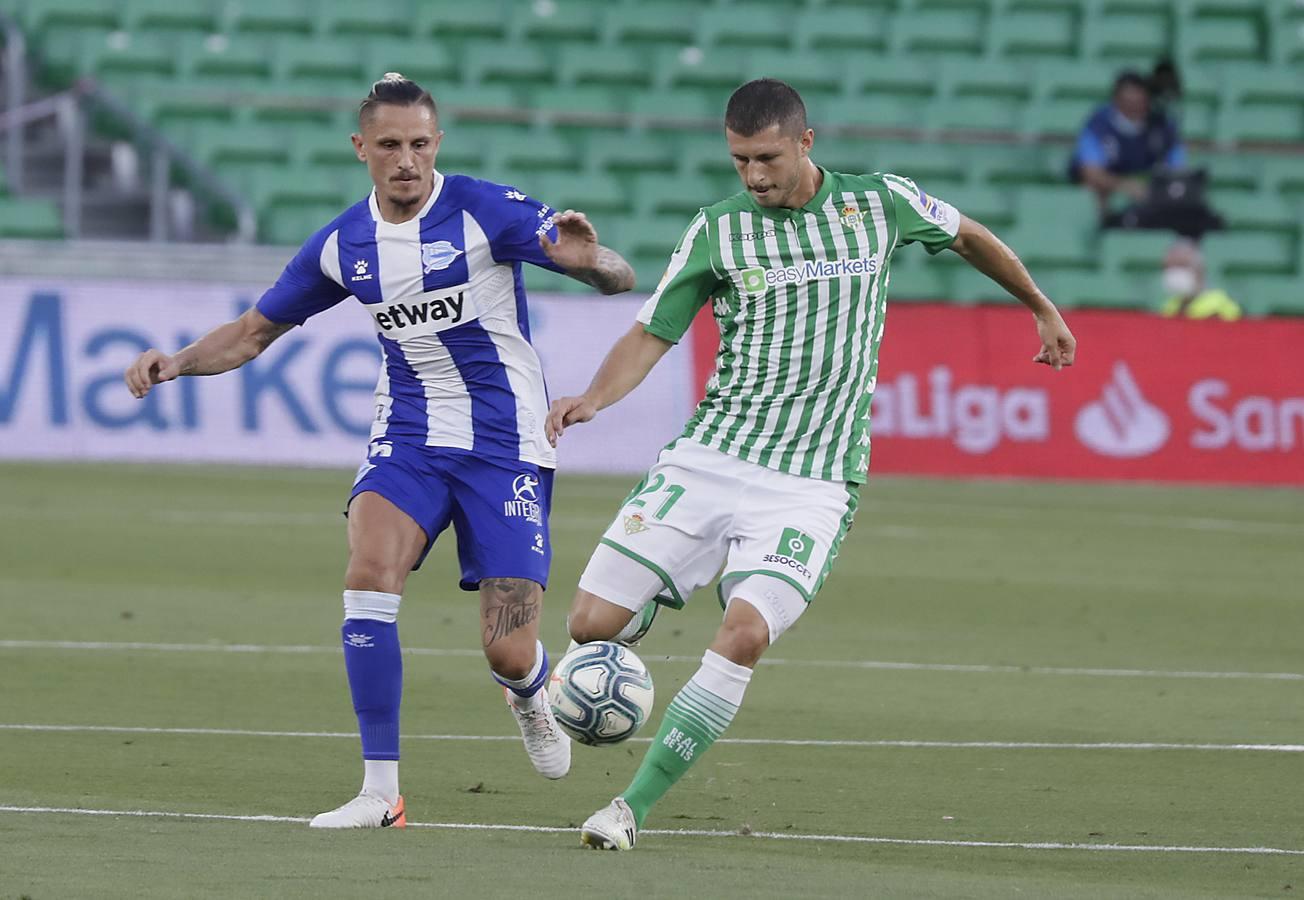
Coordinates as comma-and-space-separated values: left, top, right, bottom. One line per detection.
1, 462, 1301, 898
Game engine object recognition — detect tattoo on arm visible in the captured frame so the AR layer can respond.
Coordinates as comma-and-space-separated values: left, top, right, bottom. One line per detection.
569, 246, 636, 295
481, 577, 541, 645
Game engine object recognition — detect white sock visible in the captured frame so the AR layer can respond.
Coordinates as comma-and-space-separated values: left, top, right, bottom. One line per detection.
362, 759, 399, 805
695, 649, 753, 705
495, 640, 546, 709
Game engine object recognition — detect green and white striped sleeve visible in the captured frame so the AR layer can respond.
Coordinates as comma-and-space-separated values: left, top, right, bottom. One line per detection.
882, 173, 961, 254
636, 211, 722, 344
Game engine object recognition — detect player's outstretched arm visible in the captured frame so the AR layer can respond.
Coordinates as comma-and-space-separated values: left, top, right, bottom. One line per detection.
539, 209, 636, 294
124, 307, 293, 398
546, 323, 673, 446
949, 214, 1077, 371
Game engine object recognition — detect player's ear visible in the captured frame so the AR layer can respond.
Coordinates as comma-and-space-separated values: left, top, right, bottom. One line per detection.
351, 132, 366, 162
800, 128, 814, 156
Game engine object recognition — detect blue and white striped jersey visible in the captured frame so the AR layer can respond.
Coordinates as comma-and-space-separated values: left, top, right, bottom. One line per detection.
257, 172, 564, 468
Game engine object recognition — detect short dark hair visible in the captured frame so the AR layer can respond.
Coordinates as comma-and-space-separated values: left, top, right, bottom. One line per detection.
1113, 70, 1149, 94
358, 73, 437, 126
725, 78, 807, 137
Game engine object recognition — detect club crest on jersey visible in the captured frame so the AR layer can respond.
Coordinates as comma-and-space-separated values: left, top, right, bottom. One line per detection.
839, 204, 867, 229
623, 512, 649, 535
504, 473, 543, 525
421, 240, 464, 273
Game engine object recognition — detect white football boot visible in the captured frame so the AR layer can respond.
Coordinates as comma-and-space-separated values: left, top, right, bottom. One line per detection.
308, 792, 405, 829
506, 688, 571, 779
580, 797, 638, 850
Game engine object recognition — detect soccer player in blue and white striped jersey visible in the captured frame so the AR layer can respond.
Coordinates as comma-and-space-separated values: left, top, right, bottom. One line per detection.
124, 74, 636, 829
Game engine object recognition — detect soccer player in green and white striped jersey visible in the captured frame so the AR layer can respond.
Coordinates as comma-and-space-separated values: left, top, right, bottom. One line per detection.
545, 79, 1077, 850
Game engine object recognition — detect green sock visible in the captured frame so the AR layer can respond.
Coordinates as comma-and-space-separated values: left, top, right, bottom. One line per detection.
621, 680, 740, 827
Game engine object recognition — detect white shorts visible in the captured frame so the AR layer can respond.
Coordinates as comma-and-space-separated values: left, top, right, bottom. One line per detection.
577, 440, 860, 642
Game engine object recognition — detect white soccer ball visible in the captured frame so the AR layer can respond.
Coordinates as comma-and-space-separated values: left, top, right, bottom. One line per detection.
547, 642, 655, 746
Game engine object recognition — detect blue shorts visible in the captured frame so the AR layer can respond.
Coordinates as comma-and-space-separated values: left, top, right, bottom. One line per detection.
348, 441, 553, 591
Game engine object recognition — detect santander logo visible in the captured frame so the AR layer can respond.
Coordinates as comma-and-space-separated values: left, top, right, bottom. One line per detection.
1074, 362, 1170, 458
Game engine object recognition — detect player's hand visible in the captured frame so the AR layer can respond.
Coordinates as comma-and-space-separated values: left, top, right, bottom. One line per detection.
539, 209, 599, 272
124, 349, 182, 398
1033, 312, 1076, 371
545, 395, 598, 447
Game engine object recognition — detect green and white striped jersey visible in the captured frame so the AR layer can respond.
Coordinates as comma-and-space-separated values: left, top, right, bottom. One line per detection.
636, 168, 960, 484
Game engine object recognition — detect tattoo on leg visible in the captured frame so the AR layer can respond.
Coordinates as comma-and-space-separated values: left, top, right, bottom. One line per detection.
482, 578, 540, 646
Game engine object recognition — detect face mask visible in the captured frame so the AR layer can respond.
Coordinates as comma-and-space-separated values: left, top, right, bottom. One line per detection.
1163, 267, 1199, 296
1110, 108, 1143, 136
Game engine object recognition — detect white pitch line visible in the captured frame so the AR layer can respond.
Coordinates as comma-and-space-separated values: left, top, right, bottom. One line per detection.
2, 639, 1301, 683
3, 724, 1301, 753
0, 805, 1300, 856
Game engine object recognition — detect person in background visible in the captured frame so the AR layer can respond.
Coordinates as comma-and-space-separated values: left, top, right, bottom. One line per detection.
1149, 58, 1183, 119
1069, 70, 1186, 213
1160, 240, 1241, 320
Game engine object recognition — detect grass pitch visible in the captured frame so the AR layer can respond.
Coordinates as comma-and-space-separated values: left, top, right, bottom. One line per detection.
1, 462, 1301, 898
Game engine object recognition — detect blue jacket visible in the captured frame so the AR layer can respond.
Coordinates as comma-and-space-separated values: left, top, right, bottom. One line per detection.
1069, 104, 1186, 179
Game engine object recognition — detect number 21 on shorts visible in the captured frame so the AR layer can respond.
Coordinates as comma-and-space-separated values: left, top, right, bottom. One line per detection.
626, 473, 685, 521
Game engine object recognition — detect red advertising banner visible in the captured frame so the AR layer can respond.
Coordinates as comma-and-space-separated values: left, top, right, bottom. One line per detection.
689, 304, 1304, 485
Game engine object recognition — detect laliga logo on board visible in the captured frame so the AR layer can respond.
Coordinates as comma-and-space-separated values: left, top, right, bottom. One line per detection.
1074, 362, 1170, 458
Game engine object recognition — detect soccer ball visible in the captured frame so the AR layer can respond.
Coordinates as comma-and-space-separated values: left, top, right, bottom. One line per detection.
547, 642, 655, 746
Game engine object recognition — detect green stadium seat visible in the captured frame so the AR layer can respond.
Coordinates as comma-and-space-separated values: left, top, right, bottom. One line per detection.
1202, 231, 1295, 275
846, 57, 939, 99
1258, 157, 1304, 198
1024, 98, 1093, 137
532, 172, 629, 215
1218, 103, 1304, 143
293, 126, 362, 167
675, 132, 739, 178
892, 8, 987, 56
654, 46, 749, 92
602, 5, 699, 48
1083, 12, 1170, 58
1269, 4, 1304, 64
1033, 59, 1117, 106
525, 85, 625, 117
19, 0, 119, 34
317, 0, 411, 38
867, 141, 967, 184
462, 41, 553, 87
1099, 230, 1173, 273
886, 251, 952, 300
261, 202, 344, 244
1177, 97, 1218, 142
1210, 192, 1299, 236
411, 1, 513, 42
632, 172, 721, 216
1220, 64, 1304, 106
622, 214, 692, 257
121, 0, 219, 35
0, 196, 64, 238
219, 0, 314, 36
366, 39, 459, 89
817, 94, 926, 133
1177, 17, 1263, 62
698, 6, 792, 50
989, 9, 1079, 58
1224, 274, 1302, 317
585, 133, 677, 175
492, 129, 580, 175
271, 36, 367, 85
230, 163, 354, 209
513, 0, 604, 43
939, 59, 1034, 103
560, 44, 656, 89
95, 30, 178, 79
1010, 186, 1100, 267
429, 84, 520, 115
926, 95, 1025, 134
946, 185, 1013, 226
747, 51, 845, 99
1192, 152, 1262, 193
178, 34, 274, 81
794, 7, 887, 53
628, 88, 719, 124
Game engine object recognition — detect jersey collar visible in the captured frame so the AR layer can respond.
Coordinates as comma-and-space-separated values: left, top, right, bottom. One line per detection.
368, 170, 445, 227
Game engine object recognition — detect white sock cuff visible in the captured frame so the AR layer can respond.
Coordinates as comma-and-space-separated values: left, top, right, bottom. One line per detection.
343, 590, 401, 624
695, 649, 753, 706
494, 640, 545, 690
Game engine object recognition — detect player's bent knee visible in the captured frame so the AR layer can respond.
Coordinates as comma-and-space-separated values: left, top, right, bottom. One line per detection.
344, 554, 406, 595
567, 592, 635, 644
710, 601, 771, 668
484, 643, 534, 680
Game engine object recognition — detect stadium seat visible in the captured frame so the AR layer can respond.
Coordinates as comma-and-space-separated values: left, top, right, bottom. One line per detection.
1008, 186, 1100, 268
410, 1, 513, 42
1202, 231, 1295, 275
512, 0, 605, 44
1218, 104, 1304, 144
1177, 16, 1263, 62
622, 214, 694, 257
653, 45, 749, 92
532, 172, 630, 215
219, 0, 315, 37
1083, 12, 1170, 58
271, 36, 368, 86
926, 96, 1026, 134
18, 0, 119, 34
585, 133, 678, 175
463, 41, 553, 88
120, 0, 219, 36
627, 88, 720, 124
0, 196, 64, 238
746, 51, 845, 100
1099, 229, 1175, 273
316, 0, 411, 38
602, 4, 699, 49
526, 85, 626, 117
179, 34, 275, 81
846, 57, 939, 99
492, 129, 580, 175
631, 172, 722, 216
892, 8, 987, 56
365, 39, 459, 89
697, 6, 792, 50
560, 44, 656, 89
989, 9, 1079, 58
794, 7, 887, 53
1211, 192, 1299, 236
